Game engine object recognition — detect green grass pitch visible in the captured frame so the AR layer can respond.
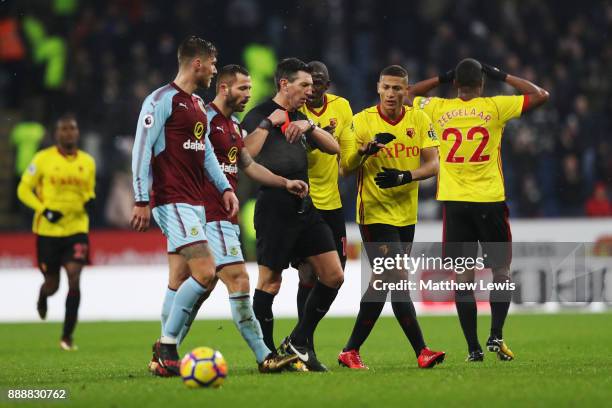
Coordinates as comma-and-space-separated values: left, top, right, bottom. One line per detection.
2, 313, 611, 407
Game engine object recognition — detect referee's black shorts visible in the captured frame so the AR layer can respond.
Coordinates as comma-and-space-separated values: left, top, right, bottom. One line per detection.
442, 201, 512, 269
36, 233, 90, 273
254, 189, 336, 273
292, 207, 347, 270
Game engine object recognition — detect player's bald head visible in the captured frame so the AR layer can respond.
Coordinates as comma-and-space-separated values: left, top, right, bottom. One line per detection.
455, 58, 483, 87
307, 61, 330, 82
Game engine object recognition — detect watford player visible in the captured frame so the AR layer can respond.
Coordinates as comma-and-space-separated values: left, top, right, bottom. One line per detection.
17, 114, 96, 351
295, 61, 352, 345
338, 65, 445, 369
406, 58, 549, 362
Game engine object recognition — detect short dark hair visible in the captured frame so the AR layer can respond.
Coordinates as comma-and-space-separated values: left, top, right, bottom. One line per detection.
455, 58, 483, 87
274, 58, 312, 90
380, 65, 409, 80
177, 35, 217, 65
216, 64, 250, 92
55, 112, 77, 129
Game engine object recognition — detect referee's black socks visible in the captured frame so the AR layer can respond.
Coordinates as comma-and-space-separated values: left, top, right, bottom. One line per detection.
253, 289, 276, 352
291, 281, 339, 347
296, 282, 313, 321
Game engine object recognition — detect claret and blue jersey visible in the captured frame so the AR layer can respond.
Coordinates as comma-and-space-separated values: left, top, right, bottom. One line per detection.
132, 82, 232, 253
131, 82, 230, 208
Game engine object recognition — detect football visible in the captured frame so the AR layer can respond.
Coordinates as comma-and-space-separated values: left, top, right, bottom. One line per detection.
180, 347, 227, 388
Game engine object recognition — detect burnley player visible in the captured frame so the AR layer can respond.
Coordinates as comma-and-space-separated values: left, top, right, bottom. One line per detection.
338, 65, 445, 369
294, 62, 352, 345
131, 36, 240, 377
167, 64, 308, 372
406, 58, 549, 361
243, 58, 343, 371
17, 114, 95, 351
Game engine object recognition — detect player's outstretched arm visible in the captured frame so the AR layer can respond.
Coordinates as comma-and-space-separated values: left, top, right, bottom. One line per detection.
482, 63, 549, 111
405, 70, 454, 105
239, 149, 308, 197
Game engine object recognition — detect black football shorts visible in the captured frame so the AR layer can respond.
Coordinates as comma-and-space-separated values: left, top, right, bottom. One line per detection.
37, 233, 90, 273
254, 189, 336, 272
442, 201, 512, 269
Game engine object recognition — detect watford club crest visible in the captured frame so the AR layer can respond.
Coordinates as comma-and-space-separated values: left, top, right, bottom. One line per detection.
406, 128, 415, 138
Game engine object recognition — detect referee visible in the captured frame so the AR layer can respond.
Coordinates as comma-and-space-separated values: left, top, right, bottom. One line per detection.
242, 58, 343, 372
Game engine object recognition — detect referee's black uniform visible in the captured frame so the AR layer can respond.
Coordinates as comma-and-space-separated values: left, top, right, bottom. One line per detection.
242, 99, 336, 271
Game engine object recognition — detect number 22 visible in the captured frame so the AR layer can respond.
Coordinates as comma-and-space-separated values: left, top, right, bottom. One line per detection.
442, 127, 490, 163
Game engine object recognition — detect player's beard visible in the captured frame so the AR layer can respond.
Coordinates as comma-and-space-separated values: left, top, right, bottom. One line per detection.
227, 92, 247, 112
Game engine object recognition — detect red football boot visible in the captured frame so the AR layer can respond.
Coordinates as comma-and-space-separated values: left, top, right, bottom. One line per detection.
151, 341, 180, 377
417, 347, 446, 368
338, 349, 368, 369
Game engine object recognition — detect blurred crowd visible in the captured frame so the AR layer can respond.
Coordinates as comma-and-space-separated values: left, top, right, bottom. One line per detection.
2, 0, 611, 229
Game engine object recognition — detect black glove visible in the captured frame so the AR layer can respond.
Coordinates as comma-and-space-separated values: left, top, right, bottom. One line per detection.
374, 132, 396, 145
43, 209, 63, 223
84, 199, 95, 218
481, 63, 507, 81
374, 167, 413, 189
361, 133, 396, 156
438, 69, 455, 84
